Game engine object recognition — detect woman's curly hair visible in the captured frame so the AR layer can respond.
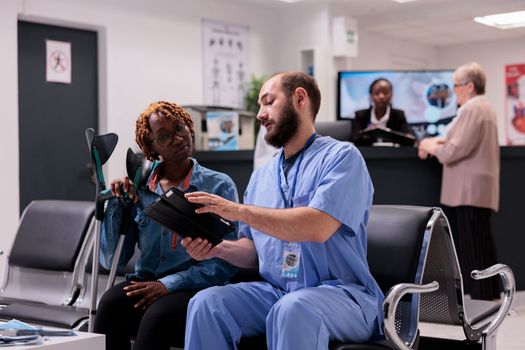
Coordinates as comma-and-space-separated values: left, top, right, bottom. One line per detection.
135, 101, 195, 161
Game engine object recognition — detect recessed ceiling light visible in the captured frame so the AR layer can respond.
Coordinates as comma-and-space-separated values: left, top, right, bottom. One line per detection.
391, 0, 420, 3
474, 10, 525, 29
278, 0, 304, 3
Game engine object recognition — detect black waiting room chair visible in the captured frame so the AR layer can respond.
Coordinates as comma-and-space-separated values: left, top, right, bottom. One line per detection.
417, 211, 515, 350
0, 198, 137, 331
0, 246, 138, 331
315, 120, 353, 142
239, 205, 441, 350
0, 200, 95, 308
238, 206, 515, 350
0, 200, 97, 329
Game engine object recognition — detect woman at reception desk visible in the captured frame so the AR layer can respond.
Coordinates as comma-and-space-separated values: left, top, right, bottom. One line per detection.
350, 78, 415, 146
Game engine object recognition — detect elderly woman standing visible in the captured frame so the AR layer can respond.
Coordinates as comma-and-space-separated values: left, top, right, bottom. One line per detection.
418, 62, 500, 301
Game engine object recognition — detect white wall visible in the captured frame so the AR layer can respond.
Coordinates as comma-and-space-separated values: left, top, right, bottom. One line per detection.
0, 0, 280, 281
273, 3, 335, 121
2, 0, 517, 283
350, 31, 438, 71
436, 38, 525, 144
274, 3, 519, 144
0, 0, 20, 278
0, 0, 443, 280
274, 3, 439, 121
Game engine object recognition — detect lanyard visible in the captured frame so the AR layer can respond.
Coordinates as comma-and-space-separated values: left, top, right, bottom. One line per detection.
277, 132, 318, 208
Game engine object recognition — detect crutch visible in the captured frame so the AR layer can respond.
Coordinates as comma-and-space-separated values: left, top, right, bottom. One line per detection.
104, 148, 153, 290
85, 128, 118, 333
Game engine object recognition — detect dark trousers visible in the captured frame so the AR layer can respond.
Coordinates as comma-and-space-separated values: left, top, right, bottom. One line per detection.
93, 281, 195, 350
443, 205, 500, 300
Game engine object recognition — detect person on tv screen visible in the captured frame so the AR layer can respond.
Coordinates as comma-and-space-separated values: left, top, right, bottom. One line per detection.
418, 62, 500, 301
351, 78, 414, 146
181, 71, 383, 350
94, 101, 238, 350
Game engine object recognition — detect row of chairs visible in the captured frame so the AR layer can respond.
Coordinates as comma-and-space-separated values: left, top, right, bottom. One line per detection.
0, 200, 136, 330
0, 200, 515, 349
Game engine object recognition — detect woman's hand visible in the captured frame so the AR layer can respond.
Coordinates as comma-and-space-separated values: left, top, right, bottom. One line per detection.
181, 237, 223, 261
418, 148, 429, 160
110, 176, 139, 203
418, 137, 444, 159
123, 281, 168, 310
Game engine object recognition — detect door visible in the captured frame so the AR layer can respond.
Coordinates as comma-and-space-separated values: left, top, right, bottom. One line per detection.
18, 21, 98, 213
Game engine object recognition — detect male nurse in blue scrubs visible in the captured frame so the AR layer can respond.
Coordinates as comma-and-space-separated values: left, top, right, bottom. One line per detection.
182, 71, 384, 350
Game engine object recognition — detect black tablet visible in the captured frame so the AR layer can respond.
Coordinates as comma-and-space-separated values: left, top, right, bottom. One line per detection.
144, 187, 235, 246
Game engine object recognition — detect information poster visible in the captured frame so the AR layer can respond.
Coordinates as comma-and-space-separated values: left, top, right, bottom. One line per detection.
505, 63, 525, 145
202, 19, 249, 109
206, 111, 239, 151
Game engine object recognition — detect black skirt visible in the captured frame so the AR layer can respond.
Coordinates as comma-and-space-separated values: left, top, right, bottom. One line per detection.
443, 205, 500, 300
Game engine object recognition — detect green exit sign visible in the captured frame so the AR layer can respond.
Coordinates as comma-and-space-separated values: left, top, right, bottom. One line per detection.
346, 31, 356, 44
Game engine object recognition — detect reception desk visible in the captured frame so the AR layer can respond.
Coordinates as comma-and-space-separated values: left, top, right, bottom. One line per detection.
194, 146, 525, 290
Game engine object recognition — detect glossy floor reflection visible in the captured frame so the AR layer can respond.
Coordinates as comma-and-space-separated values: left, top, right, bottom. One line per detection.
419, 304, 525, 349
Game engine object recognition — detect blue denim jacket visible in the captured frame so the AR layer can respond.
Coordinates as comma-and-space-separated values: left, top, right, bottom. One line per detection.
100, 158, 239, 293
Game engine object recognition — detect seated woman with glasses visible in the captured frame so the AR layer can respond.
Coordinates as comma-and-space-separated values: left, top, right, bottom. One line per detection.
94, 101, 239, 350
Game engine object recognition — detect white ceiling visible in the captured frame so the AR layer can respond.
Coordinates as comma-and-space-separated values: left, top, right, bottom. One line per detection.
231, 0, 525, 47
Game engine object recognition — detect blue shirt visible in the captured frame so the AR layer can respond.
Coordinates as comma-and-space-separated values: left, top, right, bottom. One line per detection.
101, 158, 239, 293
239, 136, 384, 330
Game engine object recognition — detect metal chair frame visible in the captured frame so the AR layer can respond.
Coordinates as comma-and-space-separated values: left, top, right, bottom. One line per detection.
418, 209, 515, 350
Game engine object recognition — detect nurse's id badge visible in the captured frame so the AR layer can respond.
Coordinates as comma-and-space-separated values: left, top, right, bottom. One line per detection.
281, 242, 301, 279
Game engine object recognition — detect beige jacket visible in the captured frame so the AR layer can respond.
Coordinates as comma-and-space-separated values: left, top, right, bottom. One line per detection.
434, 95, 499, 211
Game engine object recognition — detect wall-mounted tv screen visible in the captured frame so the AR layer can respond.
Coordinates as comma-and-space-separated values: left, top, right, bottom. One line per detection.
337, 70, 456, 138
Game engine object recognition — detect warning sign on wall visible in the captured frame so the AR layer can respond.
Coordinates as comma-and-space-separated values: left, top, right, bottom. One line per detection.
46, 40, 71, 84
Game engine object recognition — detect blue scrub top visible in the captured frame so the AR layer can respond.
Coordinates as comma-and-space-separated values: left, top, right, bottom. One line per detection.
239, 136, 383, 328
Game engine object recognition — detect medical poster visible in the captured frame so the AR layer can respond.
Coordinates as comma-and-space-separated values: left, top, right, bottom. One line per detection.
505, 63, 525, 145
206, 111, 239, 151
46, 40, 72, 84
202, 19, 249, 109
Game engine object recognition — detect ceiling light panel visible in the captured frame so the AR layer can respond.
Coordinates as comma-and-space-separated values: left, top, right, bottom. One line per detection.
391, 0, 420, 3
474, 10, 525, 29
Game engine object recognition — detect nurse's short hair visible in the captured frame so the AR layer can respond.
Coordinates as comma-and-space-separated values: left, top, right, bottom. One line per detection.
270, 71, 321, 121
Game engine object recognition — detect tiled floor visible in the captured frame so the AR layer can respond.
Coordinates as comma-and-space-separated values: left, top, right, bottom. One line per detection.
419, 304, 525, 349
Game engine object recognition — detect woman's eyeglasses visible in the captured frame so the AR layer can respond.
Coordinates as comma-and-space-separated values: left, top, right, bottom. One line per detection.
151, 124, 189, 147
453, 81, 469, 88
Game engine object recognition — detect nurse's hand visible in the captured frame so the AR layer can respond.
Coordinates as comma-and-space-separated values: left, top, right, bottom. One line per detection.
185, 191, 242, 222
181, 237, 223, 261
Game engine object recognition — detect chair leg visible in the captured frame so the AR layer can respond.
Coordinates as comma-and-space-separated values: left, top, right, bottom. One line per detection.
419, 336, 482, 349
481, 330, 497, 350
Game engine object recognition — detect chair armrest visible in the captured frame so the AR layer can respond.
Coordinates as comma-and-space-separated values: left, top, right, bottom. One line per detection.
383, 281, 439, 350
470, 263, 515, 335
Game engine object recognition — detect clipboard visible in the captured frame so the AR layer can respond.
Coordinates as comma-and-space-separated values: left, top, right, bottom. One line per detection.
360, 125, 416, 146
144, 187, 235, 246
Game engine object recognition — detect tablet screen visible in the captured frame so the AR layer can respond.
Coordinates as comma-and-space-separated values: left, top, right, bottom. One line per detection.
144, 188, 235, 246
